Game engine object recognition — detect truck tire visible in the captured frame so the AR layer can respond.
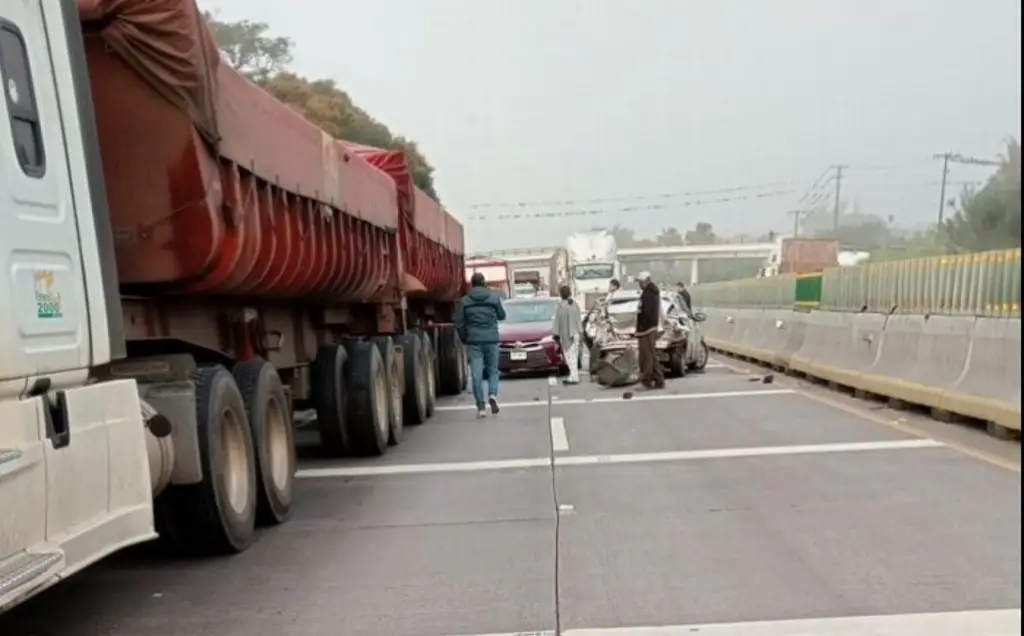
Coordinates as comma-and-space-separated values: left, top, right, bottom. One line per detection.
668, 345, 687, 378
344, 340, 390, 457
689, 341, 710, 372
400, 332, 429, 425
436, 324, 465, 396
162, 365, 257, 554
233, 359, 295, 526
311, 344, 350, 457
370, 336, 404, 446
420, 331, 437, 416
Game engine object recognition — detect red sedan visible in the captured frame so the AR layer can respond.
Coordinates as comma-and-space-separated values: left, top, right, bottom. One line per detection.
497, 297, 567, 375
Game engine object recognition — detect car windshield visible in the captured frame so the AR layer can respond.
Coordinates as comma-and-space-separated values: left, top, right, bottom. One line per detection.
572, 264, 615, 280
503, 300, 559, 324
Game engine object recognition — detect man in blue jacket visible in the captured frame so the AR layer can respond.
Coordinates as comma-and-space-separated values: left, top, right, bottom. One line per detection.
455, 272, 507, 418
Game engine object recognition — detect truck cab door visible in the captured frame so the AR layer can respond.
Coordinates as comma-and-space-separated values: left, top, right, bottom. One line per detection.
0, 0, 153, 586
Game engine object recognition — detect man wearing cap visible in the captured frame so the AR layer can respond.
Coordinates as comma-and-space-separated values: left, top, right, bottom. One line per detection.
634, 271, 665, 389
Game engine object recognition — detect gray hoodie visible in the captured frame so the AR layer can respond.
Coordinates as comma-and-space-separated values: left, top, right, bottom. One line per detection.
552, 299, 583, 343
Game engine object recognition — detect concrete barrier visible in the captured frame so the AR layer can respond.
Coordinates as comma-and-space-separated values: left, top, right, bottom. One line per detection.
697, 306, 1021, 436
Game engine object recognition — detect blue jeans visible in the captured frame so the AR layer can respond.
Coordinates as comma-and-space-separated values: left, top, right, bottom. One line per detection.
467, 343, 500, 410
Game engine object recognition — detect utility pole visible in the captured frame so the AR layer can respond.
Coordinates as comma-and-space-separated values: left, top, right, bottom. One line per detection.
787, 209, 807, 237
832, 164, 846, 236
932, 152, 1002, 225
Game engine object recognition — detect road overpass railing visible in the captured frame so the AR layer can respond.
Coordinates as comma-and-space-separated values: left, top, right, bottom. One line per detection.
689, 248, 1021, 441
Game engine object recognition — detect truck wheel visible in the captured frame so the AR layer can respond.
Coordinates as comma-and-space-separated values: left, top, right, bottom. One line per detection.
668, 346, 687, 378
233, 359, 295, 526
370, 336, 404, 446
311, 344, 350, 457
689, 341, 709, 372
164, 365, 257, 554
436, 325, 464, 396
400, 332, 429, 425
344, 340, 390, 456
420, 331, 437, 416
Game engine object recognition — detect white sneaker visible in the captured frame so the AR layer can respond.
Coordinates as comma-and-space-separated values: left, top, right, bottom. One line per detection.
476, 409, 487, 419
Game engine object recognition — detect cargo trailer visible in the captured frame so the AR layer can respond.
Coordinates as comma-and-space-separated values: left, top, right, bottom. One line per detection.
0, 0, 467, 612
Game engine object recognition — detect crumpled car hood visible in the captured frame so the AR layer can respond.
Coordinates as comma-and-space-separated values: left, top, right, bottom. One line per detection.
590, 310, 688, 348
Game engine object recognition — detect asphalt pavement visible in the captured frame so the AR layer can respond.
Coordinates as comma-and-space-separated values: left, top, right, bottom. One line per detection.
2, 358, 1020, 635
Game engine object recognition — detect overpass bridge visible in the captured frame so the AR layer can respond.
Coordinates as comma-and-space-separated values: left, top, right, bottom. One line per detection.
471, 242, 776, 284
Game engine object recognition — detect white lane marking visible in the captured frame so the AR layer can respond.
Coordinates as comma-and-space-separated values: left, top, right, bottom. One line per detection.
298, 457, 550, 478
562, 609, 1022, 635
450, 609, 1022, 636
435, 388, 794, 412
555, 439, 942, 468
547, 375, 558, 387
549, 416, 569, 452
297, 439, 943, 479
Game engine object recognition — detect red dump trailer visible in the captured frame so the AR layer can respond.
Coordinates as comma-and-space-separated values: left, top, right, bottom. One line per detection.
73, 0, 468, 552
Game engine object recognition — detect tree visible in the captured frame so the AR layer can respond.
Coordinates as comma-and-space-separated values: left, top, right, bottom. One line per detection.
204, 15, 292, 85
944, 138, 1021, 252
204, 14, 439, 199
684, 222, 716, 245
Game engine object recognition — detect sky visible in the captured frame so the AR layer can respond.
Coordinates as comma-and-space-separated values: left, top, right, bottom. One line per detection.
202, 0, 1021, 251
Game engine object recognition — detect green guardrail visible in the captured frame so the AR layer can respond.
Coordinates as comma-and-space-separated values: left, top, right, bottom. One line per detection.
691, 247, 1021, 318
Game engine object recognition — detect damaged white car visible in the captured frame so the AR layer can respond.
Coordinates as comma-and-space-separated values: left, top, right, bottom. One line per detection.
582, 289, 709, 385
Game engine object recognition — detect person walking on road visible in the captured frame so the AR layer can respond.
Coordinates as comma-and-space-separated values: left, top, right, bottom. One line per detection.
455, 272, 506, 418
635, 271, 665, 390
552, 284, 583, 385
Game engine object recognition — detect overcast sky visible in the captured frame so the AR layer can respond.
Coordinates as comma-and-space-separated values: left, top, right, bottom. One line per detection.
203, 0, 1021, 251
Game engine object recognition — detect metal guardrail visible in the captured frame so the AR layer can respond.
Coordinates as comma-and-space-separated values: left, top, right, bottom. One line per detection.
691, 248, 1022, 318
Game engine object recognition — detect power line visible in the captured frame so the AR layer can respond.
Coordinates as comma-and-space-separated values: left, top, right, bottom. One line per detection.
797, 166, 834, 205
464, 188, 798, 222
464, 178, 812, 210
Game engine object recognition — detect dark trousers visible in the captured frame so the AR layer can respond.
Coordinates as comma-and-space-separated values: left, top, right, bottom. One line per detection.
637, 331, 664, 387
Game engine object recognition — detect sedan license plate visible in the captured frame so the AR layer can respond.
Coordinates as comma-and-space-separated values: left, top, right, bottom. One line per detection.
510, 351, 528, 361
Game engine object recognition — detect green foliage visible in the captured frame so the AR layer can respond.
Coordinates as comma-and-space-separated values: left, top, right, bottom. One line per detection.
944, 139, 1021, 253
203, 13, 438, 199
205, 17, 292, 85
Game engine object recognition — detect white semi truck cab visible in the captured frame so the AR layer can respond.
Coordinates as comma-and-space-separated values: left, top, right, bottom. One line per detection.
0, 0, 175, 612
566, 231, 620, 309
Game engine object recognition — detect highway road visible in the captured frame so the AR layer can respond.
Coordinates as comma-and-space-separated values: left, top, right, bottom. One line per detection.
2, 358, 1020, 635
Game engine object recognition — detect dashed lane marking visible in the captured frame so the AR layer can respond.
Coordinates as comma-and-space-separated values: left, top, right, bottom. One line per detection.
297, 439, 943, 479
549, 416, 569, 452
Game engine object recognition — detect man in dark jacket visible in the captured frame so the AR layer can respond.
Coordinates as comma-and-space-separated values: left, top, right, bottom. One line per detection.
635, 272, 664, 389
455, 272, 507, 418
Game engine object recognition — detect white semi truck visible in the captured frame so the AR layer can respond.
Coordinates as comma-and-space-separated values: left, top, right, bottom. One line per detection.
1, 0, 468, 613
566, 231, 620, 309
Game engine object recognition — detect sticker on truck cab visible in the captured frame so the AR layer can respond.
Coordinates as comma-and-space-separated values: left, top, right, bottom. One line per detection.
34, 268, 64, 319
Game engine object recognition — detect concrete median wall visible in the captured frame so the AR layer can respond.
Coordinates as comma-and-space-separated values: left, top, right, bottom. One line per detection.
699, 307, 1021, 434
